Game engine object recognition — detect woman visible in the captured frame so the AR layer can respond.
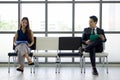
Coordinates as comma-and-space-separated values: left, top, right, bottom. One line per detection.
14, 17, 34, 72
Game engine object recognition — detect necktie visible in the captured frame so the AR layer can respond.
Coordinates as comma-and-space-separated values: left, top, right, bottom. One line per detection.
92, 28, 95, 35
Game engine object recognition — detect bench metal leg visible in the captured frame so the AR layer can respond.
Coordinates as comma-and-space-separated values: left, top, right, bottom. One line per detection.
101, 56, 109, 73
102, 57, 105, 67
55, 56, 59, 73
8, 57, 10, 73
80, 57, 83, 73
58, 57, 61, 73
106, 56, 108, 73
83, 57, 86, 73
33, 57, 36, 73
30, 66, 32, 73
8, 56, 17, 73
13, 56, 17, 67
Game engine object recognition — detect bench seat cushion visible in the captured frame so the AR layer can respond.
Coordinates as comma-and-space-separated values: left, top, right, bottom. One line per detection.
83, 52, 108, 57
8, 52, 33, 57
33, 52, 58, 57
58, 52, 80, 57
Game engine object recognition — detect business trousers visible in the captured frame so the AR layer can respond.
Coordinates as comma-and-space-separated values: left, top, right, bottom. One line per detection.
85, 38, 103, 67
15, 43, 30, 65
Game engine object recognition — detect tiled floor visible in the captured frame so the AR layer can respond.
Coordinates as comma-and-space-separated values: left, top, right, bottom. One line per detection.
0, 66, 120, 80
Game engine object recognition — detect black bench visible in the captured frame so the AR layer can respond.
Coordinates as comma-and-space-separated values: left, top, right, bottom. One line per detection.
57, 37, 82, 73
8, 37, 36, 73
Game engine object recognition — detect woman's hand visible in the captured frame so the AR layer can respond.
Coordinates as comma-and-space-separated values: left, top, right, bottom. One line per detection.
14, 42, 18, 47
28, 44, 32, 47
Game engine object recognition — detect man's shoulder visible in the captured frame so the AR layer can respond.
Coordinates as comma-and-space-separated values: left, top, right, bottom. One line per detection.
84, 27, 91, 31
96, 27, 104, 31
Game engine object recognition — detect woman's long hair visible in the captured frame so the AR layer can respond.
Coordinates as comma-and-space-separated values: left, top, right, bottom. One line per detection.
20, 17, 32, 42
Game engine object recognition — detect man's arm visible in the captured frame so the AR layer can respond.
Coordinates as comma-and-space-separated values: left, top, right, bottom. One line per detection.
82, 28, 91, 45
99, 29, 107, 42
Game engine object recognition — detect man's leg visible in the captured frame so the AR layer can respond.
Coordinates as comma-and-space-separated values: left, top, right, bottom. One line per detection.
85, 39, 103, 75
85, 38, 102, 50
89, 48, 96, 68
87, 47, 99, 75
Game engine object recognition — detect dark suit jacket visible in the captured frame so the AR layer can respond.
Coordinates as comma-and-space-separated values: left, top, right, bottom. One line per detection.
82, 27, 107, 45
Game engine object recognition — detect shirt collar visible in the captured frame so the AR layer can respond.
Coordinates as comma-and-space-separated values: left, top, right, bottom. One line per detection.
91, 27, 97, 34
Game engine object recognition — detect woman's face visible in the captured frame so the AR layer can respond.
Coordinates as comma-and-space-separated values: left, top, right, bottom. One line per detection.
21, 19, 28, 29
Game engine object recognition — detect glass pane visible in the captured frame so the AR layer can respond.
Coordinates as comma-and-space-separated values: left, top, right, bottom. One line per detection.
48, 0, 72, 1
48, 4, 72, 31
74, 33, 82, 37
48, 34, 72, 37
61, 58, 72, 62
21, 4, 45, 31
105, 34, 120, 62
75, 0, 100, 1
34, 34, 45, 37
103, 0, 120, 1
102, 4, 120, 31
48, 57, 56, 62
75, 3, 99, 31
0, 34, 14, 62
0, 0, 18, 1
21, 0, 45, 1
0, 4, 18, 31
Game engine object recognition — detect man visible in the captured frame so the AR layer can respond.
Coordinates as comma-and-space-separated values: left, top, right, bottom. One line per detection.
81, 15, 107, 75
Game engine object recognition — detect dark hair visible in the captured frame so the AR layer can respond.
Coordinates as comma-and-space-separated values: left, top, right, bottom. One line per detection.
20, 17, 32, 41
90, 15, 98, 23
20, 17, 30, 30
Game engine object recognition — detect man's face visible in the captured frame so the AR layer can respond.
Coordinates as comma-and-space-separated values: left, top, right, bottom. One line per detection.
89, 19, 97, 28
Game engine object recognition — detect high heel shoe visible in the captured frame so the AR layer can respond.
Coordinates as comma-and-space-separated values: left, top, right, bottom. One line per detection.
16, 68, 24, 72
28, 62, 34, 65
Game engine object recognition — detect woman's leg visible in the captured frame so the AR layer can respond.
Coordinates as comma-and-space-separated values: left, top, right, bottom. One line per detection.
17, 51, 24, 72
16, 43, 34, 69
24, 53, 33, 64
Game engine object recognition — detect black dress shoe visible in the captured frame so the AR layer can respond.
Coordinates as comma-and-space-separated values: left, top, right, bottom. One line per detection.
16, 68, 24, 72
92, 68, 98, 75
28, 62, 34, 65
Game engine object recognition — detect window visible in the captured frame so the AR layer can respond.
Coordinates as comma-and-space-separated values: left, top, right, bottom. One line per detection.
21, 4, 45, 31
0, 0, 120, 63
76, 0, 100, 1
75, 3, 99, 31
103, 0, 120, 1
102, 4, 120, 31
48, 0, 72, 1
105, 34, 120, 62
0, 34, 14, 62
0, 0, 18, 1
21, 0, 45, 1
48, 4, 72, 31
0, 4, 18, 31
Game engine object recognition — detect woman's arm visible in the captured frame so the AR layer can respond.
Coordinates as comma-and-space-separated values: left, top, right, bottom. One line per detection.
13, 31, 18, 46
28, 30, 34, 47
